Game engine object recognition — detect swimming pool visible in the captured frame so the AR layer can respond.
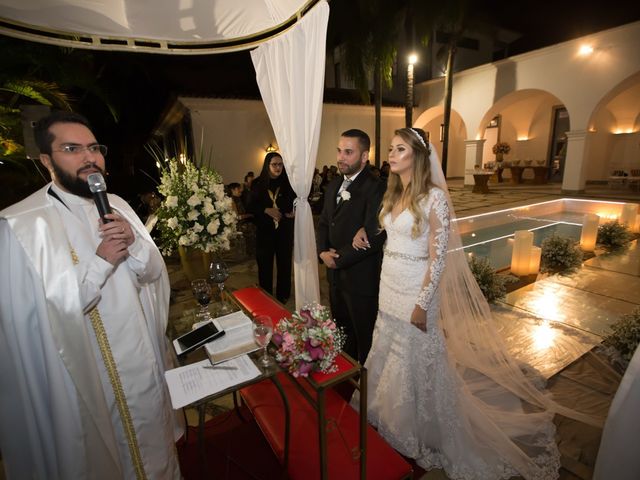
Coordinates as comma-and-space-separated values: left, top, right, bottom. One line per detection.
456, 199, 633, 270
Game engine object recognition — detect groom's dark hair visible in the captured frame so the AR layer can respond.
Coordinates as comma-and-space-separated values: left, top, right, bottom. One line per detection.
341, 129, 370, 152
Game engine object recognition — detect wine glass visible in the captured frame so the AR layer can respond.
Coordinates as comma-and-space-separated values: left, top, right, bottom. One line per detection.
253, 315, 274, 367
209, 261, 232, 314
191, 279, 212, 321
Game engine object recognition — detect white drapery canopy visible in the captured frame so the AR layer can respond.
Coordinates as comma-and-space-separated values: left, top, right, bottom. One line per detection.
251, 1, 327, 308
0, 0, 319, 54
0, 0, 326, 307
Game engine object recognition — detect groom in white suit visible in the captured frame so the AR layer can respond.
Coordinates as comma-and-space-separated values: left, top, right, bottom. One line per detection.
0, 111, 182, 479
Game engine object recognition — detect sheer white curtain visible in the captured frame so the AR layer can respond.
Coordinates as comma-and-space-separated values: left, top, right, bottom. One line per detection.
251, 1, 328, 309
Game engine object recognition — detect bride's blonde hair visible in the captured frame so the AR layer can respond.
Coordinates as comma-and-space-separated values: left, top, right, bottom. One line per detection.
379, 127, 432, 238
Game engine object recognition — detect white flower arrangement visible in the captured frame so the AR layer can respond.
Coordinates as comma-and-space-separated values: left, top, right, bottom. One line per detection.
340, 190, 351, 201
155, 156, 237, 255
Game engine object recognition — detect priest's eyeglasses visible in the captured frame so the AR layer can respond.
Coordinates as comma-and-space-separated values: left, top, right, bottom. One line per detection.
54, 144, 108, 156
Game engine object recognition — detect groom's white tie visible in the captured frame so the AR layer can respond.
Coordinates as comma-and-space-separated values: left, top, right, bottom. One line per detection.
336, 177, 352, 204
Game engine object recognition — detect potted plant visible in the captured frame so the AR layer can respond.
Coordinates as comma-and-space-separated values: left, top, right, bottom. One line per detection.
154, 155, 238, 280
597, 220, 633, 251
469, 256, 517, 303
540, 234, 583, 275
492, 141, 511, 164
603, 307, 640, 371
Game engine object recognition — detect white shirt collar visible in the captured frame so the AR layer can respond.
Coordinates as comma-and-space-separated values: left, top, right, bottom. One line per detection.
50, 182, 93, 207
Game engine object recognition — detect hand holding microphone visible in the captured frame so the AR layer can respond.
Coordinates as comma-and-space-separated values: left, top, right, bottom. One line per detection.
87, 172, 113, 223
87, 173, 134, 264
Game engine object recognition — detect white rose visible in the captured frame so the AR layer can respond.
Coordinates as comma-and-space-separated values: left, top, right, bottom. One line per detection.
340, 190, 351, 201
167, 217, 178, 229
178, 235, 190, 246
192, 223, 204, 233
212, 184, 225, 201
187, 193, 202, 206
165, 195, 178, 208
207, 219, 220, 235
187, 209, 199, 221
202, 201, 215, 215
222, 212, 235, 225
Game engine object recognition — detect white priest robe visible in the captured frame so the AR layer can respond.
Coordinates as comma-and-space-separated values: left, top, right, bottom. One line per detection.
593, 343, 640, 480
0, 183, 182, 480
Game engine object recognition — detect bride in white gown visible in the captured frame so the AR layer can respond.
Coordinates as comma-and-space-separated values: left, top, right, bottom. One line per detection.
352, 128, 601, 480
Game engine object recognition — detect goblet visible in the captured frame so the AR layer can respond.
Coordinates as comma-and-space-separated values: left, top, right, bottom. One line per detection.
209, 261, 232, 314
191, 279, 212, 320
252, 315, 274, 367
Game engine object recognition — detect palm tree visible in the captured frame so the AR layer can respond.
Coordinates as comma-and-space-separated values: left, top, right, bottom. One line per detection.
410, 0, 497, 176
329, 0, 405, 166
0, 36, 119, 209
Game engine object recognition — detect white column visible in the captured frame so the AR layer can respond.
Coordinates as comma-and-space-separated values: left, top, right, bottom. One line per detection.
562, 129, 590, 193
464, 139, 485, 186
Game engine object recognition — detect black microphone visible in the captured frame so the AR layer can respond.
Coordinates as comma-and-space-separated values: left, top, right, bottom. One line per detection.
87, 172, 113, 223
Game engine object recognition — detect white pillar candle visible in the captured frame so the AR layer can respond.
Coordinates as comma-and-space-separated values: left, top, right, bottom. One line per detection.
580, 213, 600, 252
529, 246, 542, 275
620, 203, 639, 230
511, 230, 534, 276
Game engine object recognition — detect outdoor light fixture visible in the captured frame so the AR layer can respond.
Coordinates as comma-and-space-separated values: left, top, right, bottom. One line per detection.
265, 143, 278, 153
439, 124, 444, 142
620, 203, 639, 230
580, 213, 600, 251
405, 53, 418, 127
578, 44, 594, 56
511, 230, 533, 276
529, 246, 542, 275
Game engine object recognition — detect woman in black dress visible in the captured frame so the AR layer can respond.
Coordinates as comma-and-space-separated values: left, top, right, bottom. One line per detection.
248, 152, 296, 303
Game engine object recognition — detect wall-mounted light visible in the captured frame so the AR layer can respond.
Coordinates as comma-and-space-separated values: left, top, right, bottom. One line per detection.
439, 124, 444, 142
578, 44, 594, 56
612, 128, 636, 134
265, 143, 278, 152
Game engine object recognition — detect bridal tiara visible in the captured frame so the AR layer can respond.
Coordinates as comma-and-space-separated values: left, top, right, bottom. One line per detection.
409, 128, 427, 148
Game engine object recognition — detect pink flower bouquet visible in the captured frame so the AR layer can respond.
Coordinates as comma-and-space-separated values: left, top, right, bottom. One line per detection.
271, 302, 346, 377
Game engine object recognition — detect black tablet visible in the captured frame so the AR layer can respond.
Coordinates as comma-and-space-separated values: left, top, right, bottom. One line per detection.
172, 320, 225, 357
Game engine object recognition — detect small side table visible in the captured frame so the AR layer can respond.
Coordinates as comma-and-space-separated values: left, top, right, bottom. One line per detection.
472, 173, 492, 193
532, 166, 549, 184
509, 166, 525, 185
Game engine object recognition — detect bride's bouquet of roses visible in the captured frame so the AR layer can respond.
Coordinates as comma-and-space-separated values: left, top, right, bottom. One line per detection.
271, 302, 346, 377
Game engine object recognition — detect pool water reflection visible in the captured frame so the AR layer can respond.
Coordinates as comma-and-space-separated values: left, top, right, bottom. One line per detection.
462, 221, 582, 270
455, 198, 633, 270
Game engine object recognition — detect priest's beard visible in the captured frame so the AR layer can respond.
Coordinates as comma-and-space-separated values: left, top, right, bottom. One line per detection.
51, 161, 105, 199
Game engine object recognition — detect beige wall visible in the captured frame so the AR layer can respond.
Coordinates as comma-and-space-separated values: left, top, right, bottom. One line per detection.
414, 21, 640, 186
180, 97, 404, 185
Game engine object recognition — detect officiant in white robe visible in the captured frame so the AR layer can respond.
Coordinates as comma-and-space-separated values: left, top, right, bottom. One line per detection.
0, 111, 182, 480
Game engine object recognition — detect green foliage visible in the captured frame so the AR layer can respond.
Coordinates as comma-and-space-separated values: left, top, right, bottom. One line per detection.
604, 307, 640, 364
540, 234, 583, 275
468, 256, 517, 303
597, 220, 632, 250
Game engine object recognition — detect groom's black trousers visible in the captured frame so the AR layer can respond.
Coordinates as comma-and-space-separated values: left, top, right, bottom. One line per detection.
329, 282, 378, 365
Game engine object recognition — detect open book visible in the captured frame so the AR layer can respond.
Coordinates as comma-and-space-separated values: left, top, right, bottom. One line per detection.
205, 310, 260, 364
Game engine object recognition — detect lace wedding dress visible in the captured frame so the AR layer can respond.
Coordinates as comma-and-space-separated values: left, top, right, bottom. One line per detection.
361, 187, 562, 480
